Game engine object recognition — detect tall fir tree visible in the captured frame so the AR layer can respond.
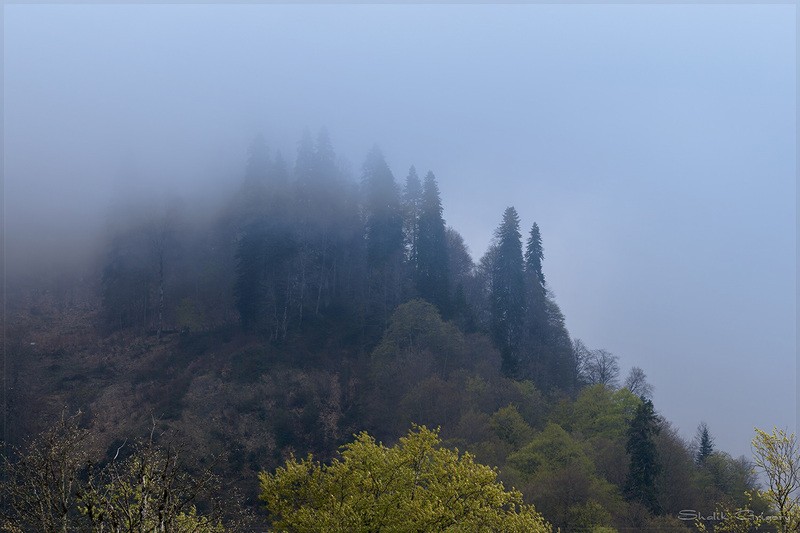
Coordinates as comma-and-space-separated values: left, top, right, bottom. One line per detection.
524, 223, 545, 288
362, 146, 404, 317
523, 222, 548, 334
695, 422, 714, 465
416, 171, 449, 314
402, 166, 422, 269
490, 207, 526, 376
625, 398, 662, 515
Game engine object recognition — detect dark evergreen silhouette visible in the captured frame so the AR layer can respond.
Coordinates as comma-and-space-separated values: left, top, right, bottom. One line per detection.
415, 171, 449, 314
695, 422, 715, 465
445, 227, 477, 331
625, 398, 662, 514
401, 166, 422, 269
524, 223, 545, 288
490, 207, 526, 376
361, 146, 404, 319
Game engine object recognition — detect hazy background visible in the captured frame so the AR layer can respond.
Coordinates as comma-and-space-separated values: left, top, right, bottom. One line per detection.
4, 4, 795, 460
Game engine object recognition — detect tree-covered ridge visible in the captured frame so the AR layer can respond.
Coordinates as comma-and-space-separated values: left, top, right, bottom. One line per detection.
2, 130, 780, 531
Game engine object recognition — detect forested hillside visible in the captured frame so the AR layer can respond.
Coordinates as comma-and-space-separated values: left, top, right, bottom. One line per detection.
2, 132, 774, 531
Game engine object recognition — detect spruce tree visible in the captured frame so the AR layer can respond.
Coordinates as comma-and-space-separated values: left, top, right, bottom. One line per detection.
402, 166, 422, 269
416, 171, 450, 314
695, 422, 714, 465
625, 398, 662, 514
523, 222, 548, 332
362, 146, 403, 267
524, 223, 545, 288
490, 207, 526, 375
521, 221, 549, 384
362, 146, 404, 316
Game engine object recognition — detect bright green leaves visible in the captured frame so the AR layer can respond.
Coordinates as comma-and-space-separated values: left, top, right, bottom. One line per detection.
259, 425, 551, 532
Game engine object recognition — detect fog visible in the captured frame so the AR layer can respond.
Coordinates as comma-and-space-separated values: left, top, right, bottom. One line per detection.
4, 4, 795, 461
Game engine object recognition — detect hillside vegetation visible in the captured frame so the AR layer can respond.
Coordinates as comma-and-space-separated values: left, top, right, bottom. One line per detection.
2, 132, 775, 531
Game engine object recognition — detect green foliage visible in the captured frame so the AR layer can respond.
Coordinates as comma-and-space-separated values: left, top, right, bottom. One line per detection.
0, 413, 92, 532
79, 441, 225, 533
694, 492, 767, 533
567, 500, 613, 531
751, 427, 800, 532
561, 385, 641, 441
259, 426, 551, 532
507, 423, 592, 478
506, 423, 624, 531
700, 451, 756, 505
372, 299, 464, 363
490, 405, 535, 450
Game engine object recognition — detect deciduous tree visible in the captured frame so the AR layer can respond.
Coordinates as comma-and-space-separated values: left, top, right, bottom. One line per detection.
259, 425, 551, 532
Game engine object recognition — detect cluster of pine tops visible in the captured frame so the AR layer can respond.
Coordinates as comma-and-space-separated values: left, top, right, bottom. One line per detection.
4, 130, 765, 531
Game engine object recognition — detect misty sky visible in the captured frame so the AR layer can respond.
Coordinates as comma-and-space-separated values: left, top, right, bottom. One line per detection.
4, 4, 796, 461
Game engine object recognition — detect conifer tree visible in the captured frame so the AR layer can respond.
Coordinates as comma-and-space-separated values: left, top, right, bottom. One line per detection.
625, 398, 662, 514
402, 166, 422, 268
416, 171, 449, 314
523, 222, 548, 336
490, 207, 526, 375
524, 223, 545, 288
362, 146, 404, 316
695, 422, 714, 465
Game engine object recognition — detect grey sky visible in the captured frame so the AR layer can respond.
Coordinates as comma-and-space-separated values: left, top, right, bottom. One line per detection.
4, 4, 795, 460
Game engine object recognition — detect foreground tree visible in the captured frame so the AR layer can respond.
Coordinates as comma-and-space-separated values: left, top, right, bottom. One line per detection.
1, 414, 239, 533
696, 427, 799, 533
79, 439, 226, 533
0, 413, 91, 532
751, 426, 800, 532
259, 425, 551, 532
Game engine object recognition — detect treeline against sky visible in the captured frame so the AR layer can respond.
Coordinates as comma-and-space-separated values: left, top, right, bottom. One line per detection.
100, 128, 575, 394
